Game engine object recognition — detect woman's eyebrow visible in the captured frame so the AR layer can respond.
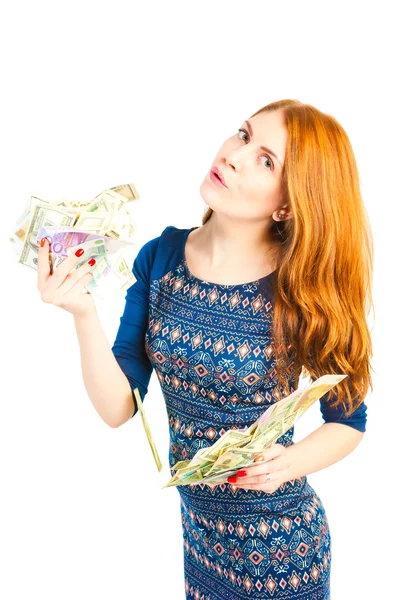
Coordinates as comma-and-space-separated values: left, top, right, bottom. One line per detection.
244, 119, 283, 167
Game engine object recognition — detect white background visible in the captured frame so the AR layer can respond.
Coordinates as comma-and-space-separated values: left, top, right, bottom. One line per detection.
1, 1, 397, 598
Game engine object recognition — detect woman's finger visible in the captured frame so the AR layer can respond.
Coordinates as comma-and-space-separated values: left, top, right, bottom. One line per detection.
230, 468, 276, 484
53, 271, 94, 308
37, 237, 51, 291
235, 455, 283, 480
51, 258, 95, 300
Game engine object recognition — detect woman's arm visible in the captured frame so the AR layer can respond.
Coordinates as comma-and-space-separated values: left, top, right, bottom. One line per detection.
74, 311, 136, 427
285, 423, 365, 481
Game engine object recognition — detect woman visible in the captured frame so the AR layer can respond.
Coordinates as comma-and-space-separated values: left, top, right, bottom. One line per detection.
110, 100, 374, 599
38, 99, 374, 599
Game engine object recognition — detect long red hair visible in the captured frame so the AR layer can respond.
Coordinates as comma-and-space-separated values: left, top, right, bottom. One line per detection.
202, 99, 375, 416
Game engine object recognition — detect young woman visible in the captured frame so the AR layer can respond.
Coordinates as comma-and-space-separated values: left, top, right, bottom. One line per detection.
38, 99, 374, 600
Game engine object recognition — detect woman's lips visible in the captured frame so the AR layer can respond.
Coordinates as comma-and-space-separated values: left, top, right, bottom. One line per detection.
209, 169, 228, 188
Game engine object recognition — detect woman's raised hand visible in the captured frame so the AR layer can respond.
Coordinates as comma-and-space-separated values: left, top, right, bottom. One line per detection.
37, 238, 96, 318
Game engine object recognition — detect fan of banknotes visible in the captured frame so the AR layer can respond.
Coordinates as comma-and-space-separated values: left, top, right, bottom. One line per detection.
161, 370, 348, 488
9, 183, 141, 300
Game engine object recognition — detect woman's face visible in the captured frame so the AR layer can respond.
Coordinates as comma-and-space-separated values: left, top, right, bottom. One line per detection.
200, 109, 288, 222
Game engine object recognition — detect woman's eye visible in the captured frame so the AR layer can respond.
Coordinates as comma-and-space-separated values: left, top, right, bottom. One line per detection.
237, 128, 249, 142
237, 128, 273, 170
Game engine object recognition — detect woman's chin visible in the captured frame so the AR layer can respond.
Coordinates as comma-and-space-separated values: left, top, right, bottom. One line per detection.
200, 178, 227, 205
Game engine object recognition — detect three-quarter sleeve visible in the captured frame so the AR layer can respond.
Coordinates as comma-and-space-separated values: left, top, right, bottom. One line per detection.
306, 359, 368, 432
319, 387, 367, 432
111, 234, 161, 418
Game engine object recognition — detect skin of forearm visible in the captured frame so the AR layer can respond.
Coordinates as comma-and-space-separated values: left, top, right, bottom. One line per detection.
285, 422, 365, 481
73, 311, 135, 427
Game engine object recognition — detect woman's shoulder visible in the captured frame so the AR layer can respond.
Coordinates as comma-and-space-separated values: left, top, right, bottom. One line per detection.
137, 224, 187, 255
138, 224, 192, 282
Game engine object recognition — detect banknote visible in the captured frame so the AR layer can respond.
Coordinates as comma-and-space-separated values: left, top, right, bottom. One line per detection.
37, 226, 137, 298
162, 372, 347, 488
133, 387, 162, 472
18, 196, 76, 271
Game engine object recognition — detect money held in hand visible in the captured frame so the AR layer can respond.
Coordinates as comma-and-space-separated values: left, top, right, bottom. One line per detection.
11, 182, 164, 471
162, 371, 348, 489
10, 183, 141, 300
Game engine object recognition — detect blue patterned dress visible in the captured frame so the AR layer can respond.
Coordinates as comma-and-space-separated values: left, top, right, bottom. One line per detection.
112, 225, 367, 600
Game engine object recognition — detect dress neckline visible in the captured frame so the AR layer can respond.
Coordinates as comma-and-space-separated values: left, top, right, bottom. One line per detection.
181, 226, 277, 288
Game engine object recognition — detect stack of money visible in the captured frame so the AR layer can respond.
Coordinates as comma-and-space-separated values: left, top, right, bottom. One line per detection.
162, 370, 347, 488
10, 183, 141, 300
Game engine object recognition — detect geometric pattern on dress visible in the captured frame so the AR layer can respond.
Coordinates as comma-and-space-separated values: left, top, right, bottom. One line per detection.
146, 254, 331, 599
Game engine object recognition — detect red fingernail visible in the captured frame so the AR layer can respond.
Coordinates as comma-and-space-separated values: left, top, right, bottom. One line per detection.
88, 258, 96, 266
236, 470, 247, 477
40, 238, 46, 247
227, 476, 237, 483
75, 248, 85, 257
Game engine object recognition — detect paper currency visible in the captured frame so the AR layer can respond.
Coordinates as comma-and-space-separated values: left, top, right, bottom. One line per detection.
133, 387, 162, 472
10, 183, 141, 299
162, 371, 347, 488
